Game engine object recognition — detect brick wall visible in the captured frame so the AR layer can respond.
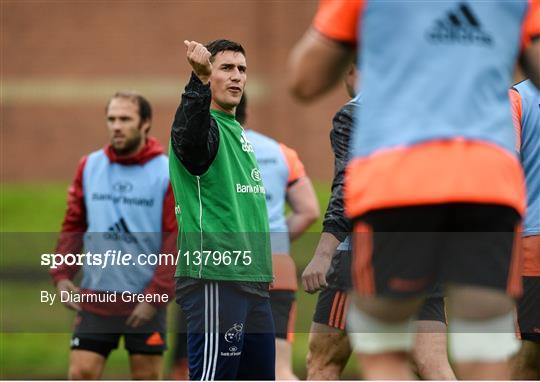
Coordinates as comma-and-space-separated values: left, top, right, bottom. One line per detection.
2, 1, 349, 181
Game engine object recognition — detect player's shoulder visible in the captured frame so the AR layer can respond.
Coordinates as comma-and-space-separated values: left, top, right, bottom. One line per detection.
245, 129, 280, 148
335, 94, 361, 120
153, 153, 169, 165
79, 149, 108, 176
512, 79, 529, 94
332, 99, 357, 130
86, 148, 107, 163
513, 80, 540, 109
514, 79, 540, 97
146, 154, 170, 179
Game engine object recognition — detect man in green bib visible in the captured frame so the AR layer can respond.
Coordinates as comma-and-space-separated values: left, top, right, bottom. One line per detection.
169, 39, 275, 380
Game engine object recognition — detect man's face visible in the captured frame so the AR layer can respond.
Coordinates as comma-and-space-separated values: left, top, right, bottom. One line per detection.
106, 98, 149, 155
209, 50, 247, 113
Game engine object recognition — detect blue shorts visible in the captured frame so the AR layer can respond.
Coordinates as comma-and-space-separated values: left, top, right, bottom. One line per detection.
177, 281, 276, 380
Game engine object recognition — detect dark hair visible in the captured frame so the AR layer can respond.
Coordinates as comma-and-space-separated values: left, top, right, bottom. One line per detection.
235, 93, 247, 125
106, 91, 152, 122
205, 39, 246, 62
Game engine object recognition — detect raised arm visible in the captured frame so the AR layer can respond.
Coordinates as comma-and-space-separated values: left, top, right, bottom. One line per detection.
170, 41, 219, 176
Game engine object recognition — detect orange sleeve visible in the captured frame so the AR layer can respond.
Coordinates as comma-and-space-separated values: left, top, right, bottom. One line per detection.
509, 89, 523, 153
521, 0, 540, 51
279, 143, 306, 185
312, 0, 366, 44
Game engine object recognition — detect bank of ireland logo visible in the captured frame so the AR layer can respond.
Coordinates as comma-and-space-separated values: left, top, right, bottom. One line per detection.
251, 168, 262, 182
224, 323, 243, 343
240, 132, 254, 153
175, 204, 181, 215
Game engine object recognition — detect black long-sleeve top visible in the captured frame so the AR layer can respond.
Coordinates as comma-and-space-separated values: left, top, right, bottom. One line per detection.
322, 99, 358, 242
170, 73, 269, 298
171, 73, 220, 175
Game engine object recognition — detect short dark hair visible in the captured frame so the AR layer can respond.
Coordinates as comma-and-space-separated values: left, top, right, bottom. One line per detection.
106, 91, 152, 122
205, 39, 246, 62
235, 93, 247, 125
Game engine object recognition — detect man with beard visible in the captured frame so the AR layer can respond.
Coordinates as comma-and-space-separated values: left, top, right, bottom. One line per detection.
50, 91, 177, 379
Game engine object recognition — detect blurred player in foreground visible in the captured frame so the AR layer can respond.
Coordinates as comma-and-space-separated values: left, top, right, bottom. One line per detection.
170, 39, 275, 380
50, 91, 177, 379
302, 63, 455, 380
288, 1, 540, 379
236, 94, 320, 379
509, 78, 540, 380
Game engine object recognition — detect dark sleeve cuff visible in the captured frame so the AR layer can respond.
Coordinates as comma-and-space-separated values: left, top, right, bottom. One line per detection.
322, 222, 350, 242
186, 72, 211, 94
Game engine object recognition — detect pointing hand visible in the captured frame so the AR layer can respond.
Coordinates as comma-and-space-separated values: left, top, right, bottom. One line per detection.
184, 40, 212, 84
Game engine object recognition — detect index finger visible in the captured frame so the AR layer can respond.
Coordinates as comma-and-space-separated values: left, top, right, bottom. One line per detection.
184, 40, 196, 54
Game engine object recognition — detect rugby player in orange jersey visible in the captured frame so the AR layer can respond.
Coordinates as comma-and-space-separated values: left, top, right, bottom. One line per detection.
288, 1, 540, 379
302, 63, 455, 380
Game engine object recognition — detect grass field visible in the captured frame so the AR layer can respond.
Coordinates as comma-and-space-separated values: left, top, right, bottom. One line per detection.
0, 182, 359, 379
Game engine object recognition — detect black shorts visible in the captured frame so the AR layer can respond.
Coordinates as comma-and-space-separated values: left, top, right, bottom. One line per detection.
269, 290, 296, 342
313, 286, 446, 330
353, 203, 521, 298
326, 249, 353, 290
517, 276, 540, 343
414, 283, 447, 323
71, 309, 167, 358
313, 289, 349, 330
